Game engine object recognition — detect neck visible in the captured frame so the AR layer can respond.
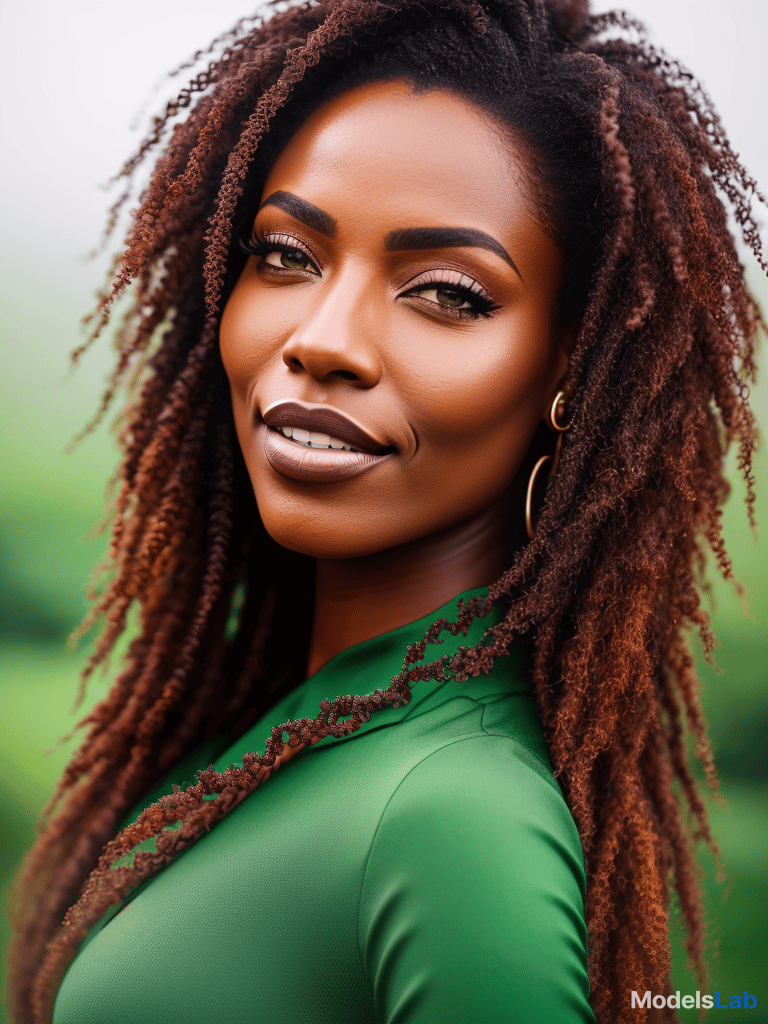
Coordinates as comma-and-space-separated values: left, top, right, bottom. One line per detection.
306, 498, 519, 677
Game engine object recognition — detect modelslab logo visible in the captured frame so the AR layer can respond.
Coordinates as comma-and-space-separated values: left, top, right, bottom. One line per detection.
631, 991, 758, 1011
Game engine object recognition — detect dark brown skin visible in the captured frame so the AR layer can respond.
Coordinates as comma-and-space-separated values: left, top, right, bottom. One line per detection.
220, 80, 572, 675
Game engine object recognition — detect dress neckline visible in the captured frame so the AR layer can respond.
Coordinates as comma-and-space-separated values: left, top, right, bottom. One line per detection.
229, 585, 528, 756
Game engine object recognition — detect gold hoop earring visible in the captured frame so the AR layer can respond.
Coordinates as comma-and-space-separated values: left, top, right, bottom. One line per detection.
525, 392, 571, 541
525, 455, 552, 542
549, 390, 571, 432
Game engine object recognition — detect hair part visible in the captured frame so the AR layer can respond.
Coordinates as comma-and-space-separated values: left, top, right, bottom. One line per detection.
9, 1, 764, 1022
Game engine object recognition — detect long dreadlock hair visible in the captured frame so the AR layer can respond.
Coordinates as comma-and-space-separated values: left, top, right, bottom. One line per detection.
9, 1, 764, 1021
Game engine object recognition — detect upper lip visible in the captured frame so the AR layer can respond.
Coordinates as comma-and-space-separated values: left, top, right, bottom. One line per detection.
261, 400, 392, 454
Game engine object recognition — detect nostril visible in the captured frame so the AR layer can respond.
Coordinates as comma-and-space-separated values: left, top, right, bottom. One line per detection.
286, 359, 359, 382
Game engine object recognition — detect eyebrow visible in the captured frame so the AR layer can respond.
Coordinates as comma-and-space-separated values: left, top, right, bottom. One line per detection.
258, 191, 337, 238
385, 227, 522, 281
257, 192, 522, 281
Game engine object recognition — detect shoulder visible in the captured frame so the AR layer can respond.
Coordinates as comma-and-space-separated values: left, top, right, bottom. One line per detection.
357, 733, 595, 1024
365, 732, 587, 892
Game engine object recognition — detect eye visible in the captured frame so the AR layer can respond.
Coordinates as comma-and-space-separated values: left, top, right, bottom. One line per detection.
417, 286, 475, 310
263, 248, 315, 273
400, 270, 500, 321
239, 233, 320, 276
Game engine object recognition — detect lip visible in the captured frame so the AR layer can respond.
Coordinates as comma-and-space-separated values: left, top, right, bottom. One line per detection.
260, 423, 395, 483
262, 400, 391, 455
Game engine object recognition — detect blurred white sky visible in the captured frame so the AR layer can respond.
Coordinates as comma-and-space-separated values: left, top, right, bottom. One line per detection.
1, 0, 766, 462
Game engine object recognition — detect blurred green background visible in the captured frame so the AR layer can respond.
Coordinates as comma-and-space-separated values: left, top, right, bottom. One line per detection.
1, 2, 767, 1022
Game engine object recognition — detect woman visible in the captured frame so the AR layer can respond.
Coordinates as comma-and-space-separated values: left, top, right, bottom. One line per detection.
9, 0, 764, 1021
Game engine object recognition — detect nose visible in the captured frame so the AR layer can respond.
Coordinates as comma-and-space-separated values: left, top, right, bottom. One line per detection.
281, 272, 383, 388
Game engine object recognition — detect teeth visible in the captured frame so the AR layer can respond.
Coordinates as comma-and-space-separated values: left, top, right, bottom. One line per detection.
278, 425, 355, 452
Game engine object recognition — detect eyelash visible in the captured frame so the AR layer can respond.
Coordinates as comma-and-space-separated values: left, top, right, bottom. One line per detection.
239, 232, 318, 273
399, 270, 500, 321
239, 232, 501, 320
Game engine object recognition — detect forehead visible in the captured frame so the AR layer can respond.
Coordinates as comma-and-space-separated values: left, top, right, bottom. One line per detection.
260, 80, 543, 257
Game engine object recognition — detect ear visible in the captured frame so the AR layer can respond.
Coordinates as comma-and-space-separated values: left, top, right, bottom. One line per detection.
558, 317, 581, 359
545, 316, 580, 416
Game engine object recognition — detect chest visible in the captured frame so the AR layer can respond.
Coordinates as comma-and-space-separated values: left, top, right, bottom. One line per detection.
51, 718, 455, 1024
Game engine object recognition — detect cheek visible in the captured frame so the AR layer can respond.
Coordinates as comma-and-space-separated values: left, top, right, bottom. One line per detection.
220, 279, 268, 388
220, 290, 251, 398
220, 261, 306, 386
405, 318, 558, 466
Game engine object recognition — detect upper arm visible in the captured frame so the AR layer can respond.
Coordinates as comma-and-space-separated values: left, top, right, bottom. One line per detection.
357, 735, 596, 1024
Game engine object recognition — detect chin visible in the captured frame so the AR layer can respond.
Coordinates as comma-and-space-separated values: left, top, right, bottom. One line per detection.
256, 503, 390, 560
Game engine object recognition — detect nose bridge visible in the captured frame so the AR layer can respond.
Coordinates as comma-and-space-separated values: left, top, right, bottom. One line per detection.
282, 263, 383, 386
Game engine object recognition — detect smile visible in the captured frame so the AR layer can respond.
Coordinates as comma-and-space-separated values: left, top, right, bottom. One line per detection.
261, 399, 392, 455
275, 425, 361, 452
261, 423, 395, 483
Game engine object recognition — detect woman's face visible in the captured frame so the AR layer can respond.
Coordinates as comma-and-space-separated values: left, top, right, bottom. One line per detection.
220, 80, 571, 560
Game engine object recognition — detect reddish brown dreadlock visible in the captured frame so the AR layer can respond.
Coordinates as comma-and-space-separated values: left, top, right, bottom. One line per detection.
9, 0, 764, 1021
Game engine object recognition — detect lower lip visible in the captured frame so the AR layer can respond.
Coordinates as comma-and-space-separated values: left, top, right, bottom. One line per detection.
262, 426, 394, 483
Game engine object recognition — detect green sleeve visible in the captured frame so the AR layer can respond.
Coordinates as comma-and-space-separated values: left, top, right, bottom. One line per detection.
357, 734, 597, 1024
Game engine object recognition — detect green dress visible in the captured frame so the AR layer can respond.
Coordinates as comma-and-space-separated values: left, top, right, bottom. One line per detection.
53, 587, 596, 1023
